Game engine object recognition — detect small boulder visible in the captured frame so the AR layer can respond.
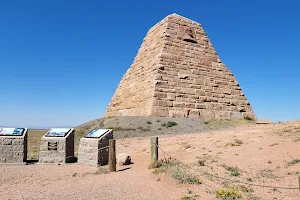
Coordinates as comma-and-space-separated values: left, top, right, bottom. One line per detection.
117, 153, 131, 165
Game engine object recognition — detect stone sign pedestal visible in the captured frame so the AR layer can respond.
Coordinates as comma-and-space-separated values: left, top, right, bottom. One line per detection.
39, 128, 75, 163
0, 128, 28, 163
78, 129, 113, 166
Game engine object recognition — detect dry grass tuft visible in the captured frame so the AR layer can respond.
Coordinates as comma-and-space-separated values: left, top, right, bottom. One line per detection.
224, 165, 240, 177
226, 139, 243, 147
151, 158, 202, 185
148, 160, 163, 169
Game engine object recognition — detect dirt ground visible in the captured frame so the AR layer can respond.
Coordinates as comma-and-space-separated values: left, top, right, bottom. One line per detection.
1, 121, 300, 200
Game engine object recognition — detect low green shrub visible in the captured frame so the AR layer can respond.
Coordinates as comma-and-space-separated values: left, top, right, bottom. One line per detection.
216, 186, 242, 199
225, 166, 240, 176
166, 121, 178, 127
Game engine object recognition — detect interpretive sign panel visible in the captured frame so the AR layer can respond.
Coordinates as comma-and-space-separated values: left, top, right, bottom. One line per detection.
85, 129, 110, 138
45, 128, 70, 137
0, 128, 25, 136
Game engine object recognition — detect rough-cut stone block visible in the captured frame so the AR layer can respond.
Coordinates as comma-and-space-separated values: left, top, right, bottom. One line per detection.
151, 106, 169, 116
167, 93, 176, 101
230, 112, 243, 119
169, 108, 185, 118
243, 113, 256, 120
178, 72, 190, 79
154, 92, 167, 99
189, 110, 200, 117
196, 104, 206, 109
3, 139, 12, 145
173, 102, 185, 108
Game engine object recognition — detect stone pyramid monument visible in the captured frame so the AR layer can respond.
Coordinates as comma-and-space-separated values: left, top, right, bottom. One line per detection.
104, 14, 256, 120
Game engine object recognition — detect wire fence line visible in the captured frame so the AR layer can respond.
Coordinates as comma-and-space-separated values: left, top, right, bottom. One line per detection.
154, 143, 300, 190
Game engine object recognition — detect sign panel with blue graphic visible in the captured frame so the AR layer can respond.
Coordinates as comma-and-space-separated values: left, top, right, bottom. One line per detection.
45, 128, 71, 137
85, 129, 110, 138
0, 128, 25, 136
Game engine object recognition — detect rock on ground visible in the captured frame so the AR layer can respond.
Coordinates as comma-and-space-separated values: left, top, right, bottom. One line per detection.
117, 153, 131, 165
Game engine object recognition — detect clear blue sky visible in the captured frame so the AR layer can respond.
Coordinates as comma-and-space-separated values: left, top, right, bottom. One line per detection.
1, 0, 299, 127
